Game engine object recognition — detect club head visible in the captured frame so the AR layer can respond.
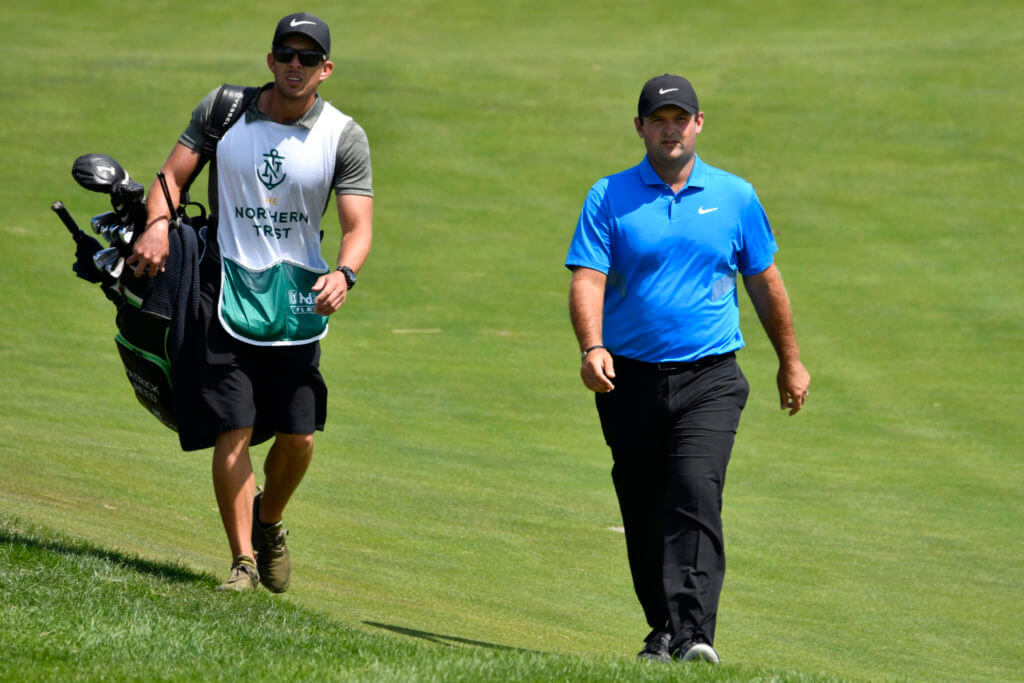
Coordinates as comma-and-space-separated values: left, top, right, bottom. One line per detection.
117, 225, 135, 246
111, 179, 145, 205
92, 246, 123, 274
111, 179, 146, 222
72, 154, 128, 194
90, 211, 121, 240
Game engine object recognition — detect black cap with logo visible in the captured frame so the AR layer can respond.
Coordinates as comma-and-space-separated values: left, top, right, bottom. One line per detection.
273, 12, 331, 57
637, 74, 699, 118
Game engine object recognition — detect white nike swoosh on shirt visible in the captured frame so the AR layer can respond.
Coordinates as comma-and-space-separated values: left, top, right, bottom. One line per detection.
290, 19, 316, 27
658, 88, 679, 95
698, 207, 718, 214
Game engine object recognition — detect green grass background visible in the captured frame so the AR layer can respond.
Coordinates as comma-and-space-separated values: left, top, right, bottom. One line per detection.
1, 0, 1022, 680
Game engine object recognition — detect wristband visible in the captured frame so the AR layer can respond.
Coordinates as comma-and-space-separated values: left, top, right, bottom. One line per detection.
581, 344, 606, 361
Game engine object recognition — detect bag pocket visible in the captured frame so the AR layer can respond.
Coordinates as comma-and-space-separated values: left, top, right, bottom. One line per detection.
113, 308, 177, 430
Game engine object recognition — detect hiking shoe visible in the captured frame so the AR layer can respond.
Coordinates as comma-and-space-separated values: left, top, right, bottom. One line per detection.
216, 555, 259, 592
252, 489, 291, 593
676, 641, 720, 664
637, 629, 672, 663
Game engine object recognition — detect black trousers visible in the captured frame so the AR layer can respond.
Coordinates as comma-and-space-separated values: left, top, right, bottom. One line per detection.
595, 353, 749, 649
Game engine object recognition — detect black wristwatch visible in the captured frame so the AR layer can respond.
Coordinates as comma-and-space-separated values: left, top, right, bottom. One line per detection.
336, 265, 356, 289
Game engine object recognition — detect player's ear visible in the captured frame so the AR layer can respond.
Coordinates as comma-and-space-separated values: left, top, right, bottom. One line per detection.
634, 116, 644, 136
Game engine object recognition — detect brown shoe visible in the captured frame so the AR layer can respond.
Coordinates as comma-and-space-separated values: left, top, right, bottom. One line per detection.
216, 555, 259, 592
252, 489, 291, 593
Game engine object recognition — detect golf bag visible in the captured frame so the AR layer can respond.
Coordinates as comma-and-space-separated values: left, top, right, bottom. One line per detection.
53, 84, 259, 431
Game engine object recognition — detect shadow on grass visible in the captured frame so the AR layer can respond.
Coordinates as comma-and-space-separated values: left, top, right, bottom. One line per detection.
364, 621, 537, 654
0, 517, 214, 586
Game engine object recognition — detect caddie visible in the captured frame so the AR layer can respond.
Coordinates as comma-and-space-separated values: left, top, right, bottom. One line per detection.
128, 12, 373, 592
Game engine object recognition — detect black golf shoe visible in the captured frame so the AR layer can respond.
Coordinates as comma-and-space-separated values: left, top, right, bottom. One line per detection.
637, 629, 672, 663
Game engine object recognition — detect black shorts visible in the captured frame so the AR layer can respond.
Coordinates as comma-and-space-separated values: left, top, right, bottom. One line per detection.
174, 226, 327, 449
198, 317, 328, 438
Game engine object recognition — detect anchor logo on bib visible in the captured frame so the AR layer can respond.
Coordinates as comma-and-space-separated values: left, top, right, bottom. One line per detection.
257, 148, 288, 190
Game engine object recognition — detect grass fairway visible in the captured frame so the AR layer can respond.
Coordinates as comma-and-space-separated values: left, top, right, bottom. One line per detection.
1, 0, 1022, 680
1, 515, 839, 681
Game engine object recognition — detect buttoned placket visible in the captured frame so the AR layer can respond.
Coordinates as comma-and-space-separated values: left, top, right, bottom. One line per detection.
668, 185, 695, 221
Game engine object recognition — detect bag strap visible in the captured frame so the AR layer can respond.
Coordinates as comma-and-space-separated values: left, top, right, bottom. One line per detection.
180, 84, 261, 205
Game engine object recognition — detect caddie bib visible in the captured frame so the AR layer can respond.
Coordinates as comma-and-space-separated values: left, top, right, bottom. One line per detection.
213, 102, 352, 346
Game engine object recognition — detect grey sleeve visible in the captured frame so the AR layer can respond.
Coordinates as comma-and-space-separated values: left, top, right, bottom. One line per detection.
333, 121, 373, 196
177, 89, 221, 152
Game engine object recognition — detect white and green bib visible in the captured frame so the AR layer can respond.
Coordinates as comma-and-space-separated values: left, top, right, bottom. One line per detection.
214, 103, 352, 346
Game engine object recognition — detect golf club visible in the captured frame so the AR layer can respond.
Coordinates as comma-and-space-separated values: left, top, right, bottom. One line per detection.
53, 201, 109, 284
118, 224, 135, 246
92, 246, 123, 274
111, 178, 146, 226
72, 153, 128, 194
52, 201, 87, 240
91, 211, 121, 237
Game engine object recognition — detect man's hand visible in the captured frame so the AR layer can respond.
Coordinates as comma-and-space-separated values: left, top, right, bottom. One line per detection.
777, 359, 810, 415
312, 269, 348, 315
130, 144, 201, 279
126, 218, 170, 278
581, 347, 616, 393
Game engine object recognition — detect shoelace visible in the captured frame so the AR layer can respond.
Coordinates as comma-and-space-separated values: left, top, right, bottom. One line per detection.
264, 527, 288, 549
231, 562, 257, 581
643, 630, 671, 651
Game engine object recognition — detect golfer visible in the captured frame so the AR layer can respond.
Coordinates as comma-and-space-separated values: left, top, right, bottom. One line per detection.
129, 13, 373, 592
565, 74, 809, 663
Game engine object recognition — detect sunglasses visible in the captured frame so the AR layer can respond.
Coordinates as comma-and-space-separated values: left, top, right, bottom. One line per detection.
272, 46, 326, 67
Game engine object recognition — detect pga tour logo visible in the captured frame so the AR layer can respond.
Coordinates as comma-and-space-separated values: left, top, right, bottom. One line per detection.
289, 289, 317, 314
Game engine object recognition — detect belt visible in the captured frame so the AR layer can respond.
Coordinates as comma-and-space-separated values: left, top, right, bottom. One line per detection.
612, 351, 735, 373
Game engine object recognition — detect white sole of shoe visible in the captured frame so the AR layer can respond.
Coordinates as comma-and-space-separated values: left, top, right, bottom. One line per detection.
680, 642, 720, 664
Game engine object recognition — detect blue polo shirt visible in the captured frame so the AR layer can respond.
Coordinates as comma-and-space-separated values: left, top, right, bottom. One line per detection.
565, 154, 777, 363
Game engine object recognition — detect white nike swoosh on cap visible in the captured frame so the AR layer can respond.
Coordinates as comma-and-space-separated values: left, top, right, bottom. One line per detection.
290, 19, 316, 27
658, 88, 679, 95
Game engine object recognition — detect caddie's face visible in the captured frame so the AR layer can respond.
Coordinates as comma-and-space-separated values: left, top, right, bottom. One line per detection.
634, 105, 704, 168
267, 36, 333, 100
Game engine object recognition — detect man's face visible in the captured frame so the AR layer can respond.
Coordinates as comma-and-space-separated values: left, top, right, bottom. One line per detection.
267, 36, 333, 99
634, 105, 704, 169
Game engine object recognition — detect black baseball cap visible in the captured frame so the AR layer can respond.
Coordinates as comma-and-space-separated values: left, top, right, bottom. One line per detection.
637, 74, 699, 118
273, 12, 331, 57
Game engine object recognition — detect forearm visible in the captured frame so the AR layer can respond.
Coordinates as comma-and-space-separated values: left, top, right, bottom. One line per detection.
744, 264, 802, 364
569, 267, 607, 351
335, 223, 372, 271
569, 267, 616, 392
129, 145, 200, 277
143, 176, 177, 233
146, 144, 198, 224
744, 264, 811, 414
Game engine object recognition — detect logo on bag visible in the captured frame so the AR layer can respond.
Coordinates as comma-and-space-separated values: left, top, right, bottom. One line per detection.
258, 148, 287, 190
288, 289, 317, 314
125, 368, 161, 403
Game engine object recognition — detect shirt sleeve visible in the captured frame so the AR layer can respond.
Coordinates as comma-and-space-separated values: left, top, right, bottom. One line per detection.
333, 121, 373, 197
565, 181, 612, 273
736, 188, 778, 276
177, 88, 221, 152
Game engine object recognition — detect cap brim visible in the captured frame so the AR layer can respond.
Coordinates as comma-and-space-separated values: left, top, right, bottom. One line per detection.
273, 32, 329, 57
641, 100, 698, 117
